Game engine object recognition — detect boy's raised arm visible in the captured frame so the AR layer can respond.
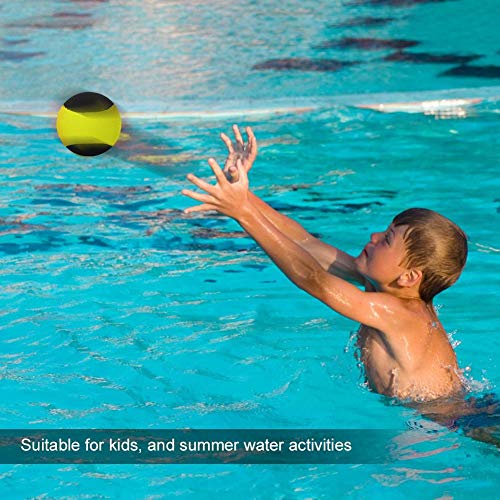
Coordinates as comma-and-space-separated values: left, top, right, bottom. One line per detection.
221, 125, 366, 287
181, 156, 405, 343
236, 200, 402, 332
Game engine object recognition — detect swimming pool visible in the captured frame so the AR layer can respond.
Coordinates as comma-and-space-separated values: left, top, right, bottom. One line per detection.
0, 0, 499, 497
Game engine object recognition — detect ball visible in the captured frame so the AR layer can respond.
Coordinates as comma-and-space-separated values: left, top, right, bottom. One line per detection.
56, 92, 121, 156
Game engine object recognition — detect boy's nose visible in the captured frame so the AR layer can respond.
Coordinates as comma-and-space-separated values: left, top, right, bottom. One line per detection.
370, 232, 380, 243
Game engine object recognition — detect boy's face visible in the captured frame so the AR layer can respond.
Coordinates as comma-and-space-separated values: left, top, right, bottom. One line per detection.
355, 223, 410, 288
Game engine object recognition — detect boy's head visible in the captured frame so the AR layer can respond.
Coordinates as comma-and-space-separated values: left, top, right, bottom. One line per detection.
392, 208, 468, 303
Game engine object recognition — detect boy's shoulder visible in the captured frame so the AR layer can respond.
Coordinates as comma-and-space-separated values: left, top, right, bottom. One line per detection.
362, 290, 448, 370
363, 280, 432, 327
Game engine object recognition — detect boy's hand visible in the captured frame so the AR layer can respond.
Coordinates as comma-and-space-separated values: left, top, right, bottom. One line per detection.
182, 158, 250, 220
221, 125, 258, 183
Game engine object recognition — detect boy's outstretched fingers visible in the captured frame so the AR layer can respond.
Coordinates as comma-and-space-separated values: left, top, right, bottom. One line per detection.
246, 127, 257, 160
207, 158, 227, 184
228, 165, 239, 182
236, 158, 248, 184
220, 132, 233, 153
184, 203, 215, 214
181, 189, 214, 204
186, 173, 215, 194
233, 124, 244, 146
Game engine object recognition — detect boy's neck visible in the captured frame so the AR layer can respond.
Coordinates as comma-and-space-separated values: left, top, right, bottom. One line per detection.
372, 281, 423, 301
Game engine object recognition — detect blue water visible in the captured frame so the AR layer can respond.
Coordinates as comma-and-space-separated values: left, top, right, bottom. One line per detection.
1, 0, 499, 498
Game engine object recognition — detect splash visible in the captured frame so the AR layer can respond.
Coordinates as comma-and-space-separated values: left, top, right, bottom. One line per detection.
343, 330, 358, 354
344, 329, 367, 388
458, 366, 494, 394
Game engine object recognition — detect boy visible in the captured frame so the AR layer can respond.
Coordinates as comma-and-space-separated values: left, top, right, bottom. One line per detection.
181, 125, 468, 403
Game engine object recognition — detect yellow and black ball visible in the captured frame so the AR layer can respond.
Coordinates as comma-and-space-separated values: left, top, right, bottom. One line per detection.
56, 92, 121, 156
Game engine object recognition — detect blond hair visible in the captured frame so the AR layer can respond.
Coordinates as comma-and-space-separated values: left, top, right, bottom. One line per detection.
393, 208, 468, 303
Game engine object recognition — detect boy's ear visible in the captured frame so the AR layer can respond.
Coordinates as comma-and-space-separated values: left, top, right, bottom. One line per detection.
397, 268, 422, 288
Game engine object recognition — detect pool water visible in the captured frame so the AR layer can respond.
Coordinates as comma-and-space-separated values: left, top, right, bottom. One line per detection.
1, 0, 499, 498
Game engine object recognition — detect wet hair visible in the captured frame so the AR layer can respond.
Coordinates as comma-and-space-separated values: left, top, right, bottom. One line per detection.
392, 208, 468, 303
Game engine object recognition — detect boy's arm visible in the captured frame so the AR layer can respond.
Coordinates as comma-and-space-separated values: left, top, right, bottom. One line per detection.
249, 191, 368, 286
220, 126, 366, 286
237, 202, 406, 331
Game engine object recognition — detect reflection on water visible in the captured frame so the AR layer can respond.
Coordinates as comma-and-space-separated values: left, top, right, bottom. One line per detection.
1, 0, 499, 104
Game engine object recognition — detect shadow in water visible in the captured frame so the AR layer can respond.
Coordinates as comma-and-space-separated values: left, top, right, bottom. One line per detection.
407, 392, 500, 449
252, 58, 360, 72
439, 64, 500, 79
5, 16, 94, 30
347, 0, 456, 6
109, 119, 194, 175
314, 37, 419, 50
1, 38, 30, 45
328, 16, 396, 28
384, 51, 482, 65
0, 50, 45, 61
